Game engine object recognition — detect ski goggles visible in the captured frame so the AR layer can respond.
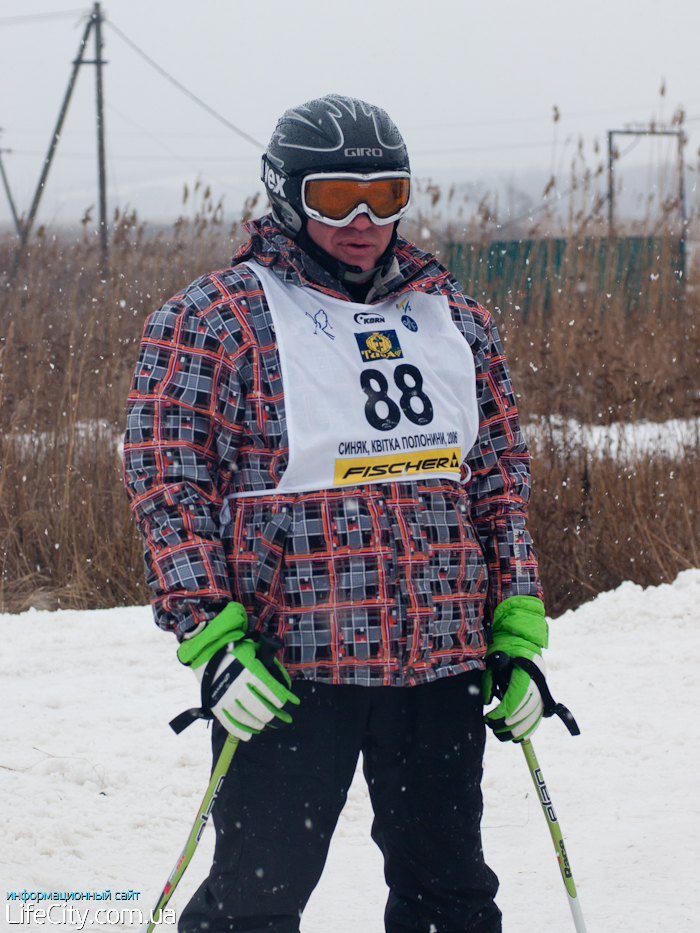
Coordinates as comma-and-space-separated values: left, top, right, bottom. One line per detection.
301, 172, 411, 227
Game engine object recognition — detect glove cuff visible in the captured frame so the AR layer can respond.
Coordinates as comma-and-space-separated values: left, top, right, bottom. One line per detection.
177, 602, 248, 668
491, 595, 548, 651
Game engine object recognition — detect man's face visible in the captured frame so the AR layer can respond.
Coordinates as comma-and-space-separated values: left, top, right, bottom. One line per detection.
306, 213, 393, 272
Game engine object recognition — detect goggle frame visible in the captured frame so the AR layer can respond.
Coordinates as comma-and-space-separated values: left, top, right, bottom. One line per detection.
300, 171, 412, 228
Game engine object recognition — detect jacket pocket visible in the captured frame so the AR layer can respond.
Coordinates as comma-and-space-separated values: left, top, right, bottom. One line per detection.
250, 509, 292, 630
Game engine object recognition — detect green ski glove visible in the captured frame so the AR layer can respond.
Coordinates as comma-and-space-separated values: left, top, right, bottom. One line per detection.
177, 602, 249, 668
175, 602, 299, 741
483, 595, 549, 743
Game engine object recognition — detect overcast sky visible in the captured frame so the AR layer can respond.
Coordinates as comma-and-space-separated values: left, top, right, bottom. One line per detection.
1, 0, 699, 228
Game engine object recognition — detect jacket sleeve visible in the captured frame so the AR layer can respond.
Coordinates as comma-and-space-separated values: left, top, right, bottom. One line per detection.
456, 297, 543, 621
123, 278, 248, 639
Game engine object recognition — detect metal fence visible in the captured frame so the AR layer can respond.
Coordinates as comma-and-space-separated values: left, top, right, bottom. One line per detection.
443, 237, 686, 314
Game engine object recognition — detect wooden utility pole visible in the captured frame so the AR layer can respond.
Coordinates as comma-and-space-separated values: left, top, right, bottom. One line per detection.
15, 3, 108, 258
92, 2, 108, 259
607, 131, 615, 237
0, 132, 21, 236
21, 14, 93, 244
607, 127, 687, 237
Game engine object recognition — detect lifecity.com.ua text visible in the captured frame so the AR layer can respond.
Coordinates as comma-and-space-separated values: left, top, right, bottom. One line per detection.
6, 903, 176, 927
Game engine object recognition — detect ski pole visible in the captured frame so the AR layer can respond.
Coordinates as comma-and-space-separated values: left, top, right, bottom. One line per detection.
141, 733, 239, 933
520, 738, 587, 933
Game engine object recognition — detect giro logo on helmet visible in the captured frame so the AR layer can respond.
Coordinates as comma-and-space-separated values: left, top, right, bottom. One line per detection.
344, 147, 383, 157
264, 167, 286, 197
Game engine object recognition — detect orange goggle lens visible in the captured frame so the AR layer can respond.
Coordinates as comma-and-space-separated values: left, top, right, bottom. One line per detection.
303, 176, 410, 221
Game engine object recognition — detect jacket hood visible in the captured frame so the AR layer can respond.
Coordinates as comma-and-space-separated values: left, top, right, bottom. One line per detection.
232, 214, 451, 303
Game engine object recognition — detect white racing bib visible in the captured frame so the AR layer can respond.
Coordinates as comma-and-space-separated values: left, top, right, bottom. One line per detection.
237, 260, 479, 496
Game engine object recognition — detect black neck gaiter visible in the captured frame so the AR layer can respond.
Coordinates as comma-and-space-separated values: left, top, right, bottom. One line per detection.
295, 223, 398, 303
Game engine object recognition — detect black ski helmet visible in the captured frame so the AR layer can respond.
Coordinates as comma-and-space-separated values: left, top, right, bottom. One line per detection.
262, 94, 410, 237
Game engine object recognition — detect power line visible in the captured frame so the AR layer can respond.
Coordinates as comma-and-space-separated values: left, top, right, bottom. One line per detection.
0, 9, 87, 26
404, 103, 700, 134
411, 130, 700, 159
411, 139, 581, 157
498, 186, 574, 230
5, 127, 265, 139
8, 148, 258, 163
105, 100, 243, 190
105, 20, 264, 151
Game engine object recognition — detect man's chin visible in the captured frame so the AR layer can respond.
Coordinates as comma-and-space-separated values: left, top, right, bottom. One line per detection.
338, 248, 379, 270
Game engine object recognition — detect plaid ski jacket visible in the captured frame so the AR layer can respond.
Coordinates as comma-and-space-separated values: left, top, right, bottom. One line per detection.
123, 216, 541, 686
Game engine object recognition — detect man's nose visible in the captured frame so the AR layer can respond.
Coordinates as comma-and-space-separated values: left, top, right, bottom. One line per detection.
346, 212, 374, 231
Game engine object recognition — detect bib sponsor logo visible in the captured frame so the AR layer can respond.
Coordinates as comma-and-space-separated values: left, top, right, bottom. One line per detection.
397, 300, 418, 332
353, 311, 386, 325
334, 447, 461, 485
355, 329, 403, 362
344, 147, 383, 157
305, 308, 335, 340
264, 166, 286, 197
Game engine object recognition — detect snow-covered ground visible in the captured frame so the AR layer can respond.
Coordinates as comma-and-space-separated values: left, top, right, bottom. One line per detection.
522, 415, 700, 459
2, 571, 699, 932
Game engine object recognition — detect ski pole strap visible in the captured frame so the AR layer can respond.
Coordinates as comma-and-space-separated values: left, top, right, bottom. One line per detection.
513, 656, 580, 736
486, 650, 580, 737
169, 645, 228, 735
169, 631, 286, 735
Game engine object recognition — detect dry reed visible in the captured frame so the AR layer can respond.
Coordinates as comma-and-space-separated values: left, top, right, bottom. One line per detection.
1, 193, 698, 616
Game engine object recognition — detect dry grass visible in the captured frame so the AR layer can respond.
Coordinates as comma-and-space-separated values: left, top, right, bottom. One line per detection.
1, 195, 698, 616
495, 250, 698, 425
528, 431, 700, 614
0, 198, 246, 612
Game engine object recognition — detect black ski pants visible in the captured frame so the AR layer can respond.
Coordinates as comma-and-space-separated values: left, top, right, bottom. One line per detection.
178, 671, 501, 933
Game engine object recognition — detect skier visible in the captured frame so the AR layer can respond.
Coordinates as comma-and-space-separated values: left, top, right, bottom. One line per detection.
124, 95, 549, 933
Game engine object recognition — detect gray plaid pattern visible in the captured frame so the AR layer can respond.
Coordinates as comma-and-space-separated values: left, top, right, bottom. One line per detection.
123, 215, 541, 686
